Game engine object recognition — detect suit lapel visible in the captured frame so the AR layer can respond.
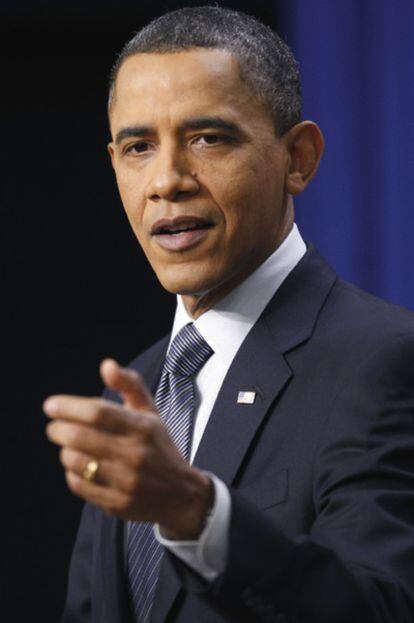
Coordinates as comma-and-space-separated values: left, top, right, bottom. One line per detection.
193, 318, 292, 482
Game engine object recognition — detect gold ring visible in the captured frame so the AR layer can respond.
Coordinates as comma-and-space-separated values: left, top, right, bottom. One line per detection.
82, 459, 100, 482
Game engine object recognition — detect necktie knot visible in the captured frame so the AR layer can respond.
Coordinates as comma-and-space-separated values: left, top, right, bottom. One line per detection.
164, 323, 213, 377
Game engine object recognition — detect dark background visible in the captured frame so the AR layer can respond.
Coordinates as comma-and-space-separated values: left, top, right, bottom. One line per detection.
3, 1, 414, 620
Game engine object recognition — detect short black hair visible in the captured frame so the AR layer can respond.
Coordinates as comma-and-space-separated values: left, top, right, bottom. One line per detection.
108, 6, 301, 135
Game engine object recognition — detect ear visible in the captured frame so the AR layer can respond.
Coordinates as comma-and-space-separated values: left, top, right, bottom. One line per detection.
107, 142, 115, 169
284, 121, 324, 195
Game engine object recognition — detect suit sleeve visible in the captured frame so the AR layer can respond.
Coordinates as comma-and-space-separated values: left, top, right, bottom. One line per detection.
185, 335, 414, 622
61, 503, 95, 623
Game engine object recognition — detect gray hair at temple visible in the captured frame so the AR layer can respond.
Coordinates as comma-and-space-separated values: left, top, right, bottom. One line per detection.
108, 6, 302, 136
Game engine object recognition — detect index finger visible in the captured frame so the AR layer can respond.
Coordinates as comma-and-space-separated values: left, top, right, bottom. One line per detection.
100, 358, 157, 413
43, 395, 156, 434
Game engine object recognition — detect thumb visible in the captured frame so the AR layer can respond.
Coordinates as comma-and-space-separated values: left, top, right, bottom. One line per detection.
100, 358, 156, 413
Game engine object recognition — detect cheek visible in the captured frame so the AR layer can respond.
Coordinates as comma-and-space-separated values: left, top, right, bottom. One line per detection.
213, 168, 285, 262
115, 172, 145, 227
213, 172, 262, 239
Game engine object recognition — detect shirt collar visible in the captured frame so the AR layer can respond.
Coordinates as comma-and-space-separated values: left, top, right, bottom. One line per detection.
170, 224, 306, 368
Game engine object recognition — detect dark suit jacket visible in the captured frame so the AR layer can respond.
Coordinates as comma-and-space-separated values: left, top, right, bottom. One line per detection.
62, 247, 414, 623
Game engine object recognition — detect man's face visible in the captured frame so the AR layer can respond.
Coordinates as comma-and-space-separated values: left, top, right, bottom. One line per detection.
108, 48, 292, 308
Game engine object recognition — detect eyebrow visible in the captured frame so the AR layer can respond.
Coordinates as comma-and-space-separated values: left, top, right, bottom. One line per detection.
114, 126, 152, 145
114, 116, 241, 145
183, 116, 240, 133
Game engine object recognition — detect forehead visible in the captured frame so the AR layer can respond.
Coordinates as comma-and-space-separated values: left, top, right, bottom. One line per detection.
109, 48, 266, 129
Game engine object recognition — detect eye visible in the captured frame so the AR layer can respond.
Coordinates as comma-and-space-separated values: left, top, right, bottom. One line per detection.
125, 141, 152, 155
193, 134, 230, 147
201, 134, 221, 144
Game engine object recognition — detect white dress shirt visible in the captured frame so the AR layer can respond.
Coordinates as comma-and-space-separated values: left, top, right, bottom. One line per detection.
154, 224, 306, 580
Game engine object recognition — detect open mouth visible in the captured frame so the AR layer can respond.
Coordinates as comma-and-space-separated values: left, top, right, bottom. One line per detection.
151, 216, 214, 236
150, 216, 214, 251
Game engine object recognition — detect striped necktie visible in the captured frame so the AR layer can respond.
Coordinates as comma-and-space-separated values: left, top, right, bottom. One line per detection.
127, 323, 214, 622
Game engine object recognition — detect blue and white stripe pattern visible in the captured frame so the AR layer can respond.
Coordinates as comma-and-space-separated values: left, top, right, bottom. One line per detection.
127, 323, 213, 622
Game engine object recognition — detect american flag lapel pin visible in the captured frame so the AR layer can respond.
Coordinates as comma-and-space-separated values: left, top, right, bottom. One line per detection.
237, 391, 256, 405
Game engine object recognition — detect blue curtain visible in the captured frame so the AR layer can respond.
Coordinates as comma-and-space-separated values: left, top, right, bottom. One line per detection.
277, 0, 414, 310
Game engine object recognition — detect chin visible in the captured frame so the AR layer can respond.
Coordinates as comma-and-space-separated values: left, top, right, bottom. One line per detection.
155, 265, 219, 297
158, 280, 208, 297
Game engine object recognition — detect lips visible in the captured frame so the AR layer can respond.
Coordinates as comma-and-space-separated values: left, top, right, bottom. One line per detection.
151, 216, 213, 235
151, 216, 214, 252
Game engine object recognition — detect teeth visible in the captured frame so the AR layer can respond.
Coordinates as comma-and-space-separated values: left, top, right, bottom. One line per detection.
171, 226, 196, 233
159, 223, 209, 234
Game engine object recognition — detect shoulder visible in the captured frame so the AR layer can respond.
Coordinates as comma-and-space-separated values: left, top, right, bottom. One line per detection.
265, 244, 414, 358
320, 276, 414, 352
270, 245, 414, 403
292, 244, 414, 348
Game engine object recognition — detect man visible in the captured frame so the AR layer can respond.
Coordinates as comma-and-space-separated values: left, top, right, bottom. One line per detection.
44, 6, 414, 623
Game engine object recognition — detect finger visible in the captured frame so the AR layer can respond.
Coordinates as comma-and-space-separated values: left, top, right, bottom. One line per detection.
43, 395, 150, 434
100, 358, 156, 413
47, 420, 128, 459
65, 470, 132, 518
60, 447, 141, 495
60, 447, 105, 482
47, 418, 156, 465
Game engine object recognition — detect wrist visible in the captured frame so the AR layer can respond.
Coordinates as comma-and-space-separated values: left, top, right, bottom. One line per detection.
160, 469, 214, 540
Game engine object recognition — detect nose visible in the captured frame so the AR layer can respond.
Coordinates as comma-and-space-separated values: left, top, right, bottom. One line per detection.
145, 145, 199, 202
